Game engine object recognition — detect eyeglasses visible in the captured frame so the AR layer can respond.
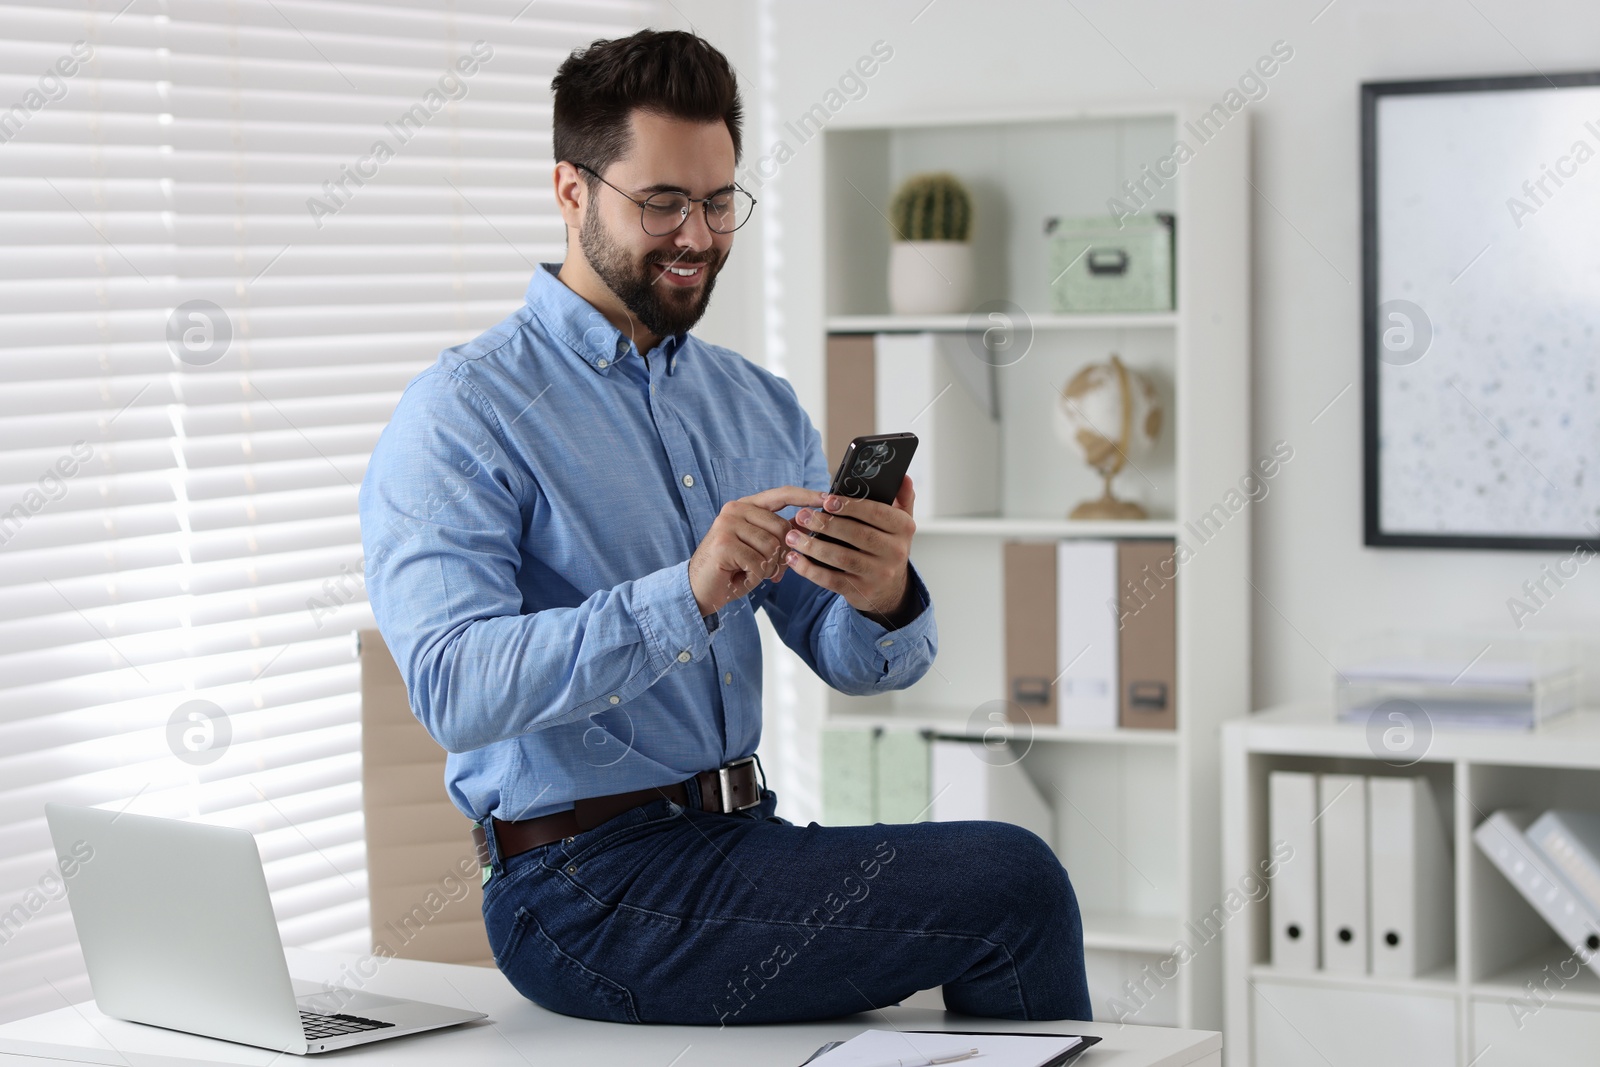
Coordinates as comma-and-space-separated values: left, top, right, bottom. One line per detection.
573, 162, 757, 236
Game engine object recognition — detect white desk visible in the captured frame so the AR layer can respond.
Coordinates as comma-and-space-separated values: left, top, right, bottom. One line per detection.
0, 948, 1220, 1067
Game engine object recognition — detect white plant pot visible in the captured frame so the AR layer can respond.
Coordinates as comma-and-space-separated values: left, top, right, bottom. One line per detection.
888, 241, 975, 316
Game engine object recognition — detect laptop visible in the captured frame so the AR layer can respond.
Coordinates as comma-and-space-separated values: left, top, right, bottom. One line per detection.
44, 802, 487, 1055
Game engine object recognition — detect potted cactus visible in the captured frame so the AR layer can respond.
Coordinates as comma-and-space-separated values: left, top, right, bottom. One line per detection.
888, 172, 975, 315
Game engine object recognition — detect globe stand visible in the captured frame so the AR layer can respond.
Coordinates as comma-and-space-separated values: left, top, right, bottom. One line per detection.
1070, 471, 1149, 521
1064, 353, 1152, 521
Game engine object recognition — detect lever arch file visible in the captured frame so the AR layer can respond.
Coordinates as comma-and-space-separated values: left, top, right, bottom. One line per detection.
1319, 774, 1370, 974
1368, 776, 1453, 977
1269, 770, 1320, 971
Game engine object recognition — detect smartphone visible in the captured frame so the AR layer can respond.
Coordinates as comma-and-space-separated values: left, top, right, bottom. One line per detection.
798, 432, 918, 570
828, 432, 919, 505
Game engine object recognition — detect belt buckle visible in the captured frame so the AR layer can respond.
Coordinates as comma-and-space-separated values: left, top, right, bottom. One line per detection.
718, 756, 761, 813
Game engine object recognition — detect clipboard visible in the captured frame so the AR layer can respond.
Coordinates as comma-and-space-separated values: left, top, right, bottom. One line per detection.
799, 1030, 1102, 1067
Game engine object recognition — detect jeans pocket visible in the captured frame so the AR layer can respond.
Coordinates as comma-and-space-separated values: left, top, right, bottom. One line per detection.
563, 800, 681, 867
498, 906, 640, 1023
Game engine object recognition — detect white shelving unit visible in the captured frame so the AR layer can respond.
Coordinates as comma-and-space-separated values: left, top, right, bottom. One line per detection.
912, 517, 1179, 539
802, 103, 1251, 1030
1222, 702, 1600, 1067
826, 312, 1181, 333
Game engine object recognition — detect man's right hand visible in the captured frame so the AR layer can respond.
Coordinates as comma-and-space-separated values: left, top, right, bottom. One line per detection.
688, 486, 825, 617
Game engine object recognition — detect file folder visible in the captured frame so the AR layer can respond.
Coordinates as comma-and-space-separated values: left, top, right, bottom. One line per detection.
822, 727, 876, 826
1319, 773, 1370, 974
1004, 541, 1059, 725
1055, 541, 1119, 729
929, 738, 1054, 845
1475, 809, 1600, 979
1115, 540, 1176, 730
875, 728, 932, 824
1268, 770, 1320, 971
1367, 776, 1453, 977
824, 334, 876, 472
873, 333, 999, 517
1526, 809, 1600, 917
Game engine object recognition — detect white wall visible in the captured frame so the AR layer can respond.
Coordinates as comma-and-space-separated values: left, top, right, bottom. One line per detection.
668, 0, 1600, 712
653, 1, 767, 366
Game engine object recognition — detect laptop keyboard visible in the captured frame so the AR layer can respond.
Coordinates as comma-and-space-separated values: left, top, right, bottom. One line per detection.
300, 1010, 395, 1039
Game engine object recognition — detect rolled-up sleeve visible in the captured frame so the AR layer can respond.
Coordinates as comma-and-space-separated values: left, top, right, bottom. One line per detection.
359, 371, 713, 754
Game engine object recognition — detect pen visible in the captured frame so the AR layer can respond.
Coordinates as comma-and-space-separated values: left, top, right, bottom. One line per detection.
859, 1048, 980, 1067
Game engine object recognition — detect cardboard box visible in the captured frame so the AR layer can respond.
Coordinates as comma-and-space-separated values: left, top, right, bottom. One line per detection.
359, 629, 494, 967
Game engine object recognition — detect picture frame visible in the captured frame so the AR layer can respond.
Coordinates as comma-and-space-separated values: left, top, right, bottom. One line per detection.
1362, 70, 1600, 550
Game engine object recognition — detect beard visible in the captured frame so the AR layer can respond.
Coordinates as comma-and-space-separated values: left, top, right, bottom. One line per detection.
578, 196, 725, 341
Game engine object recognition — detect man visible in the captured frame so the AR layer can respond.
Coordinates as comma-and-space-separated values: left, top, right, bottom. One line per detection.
359, 29, 1090, 1026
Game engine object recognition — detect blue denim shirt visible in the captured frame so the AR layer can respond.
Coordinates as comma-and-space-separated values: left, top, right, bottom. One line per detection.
358, 264, 938, 822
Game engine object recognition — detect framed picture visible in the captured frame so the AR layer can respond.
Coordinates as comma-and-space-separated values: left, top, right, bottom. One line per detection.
1362, 71, 1600, 550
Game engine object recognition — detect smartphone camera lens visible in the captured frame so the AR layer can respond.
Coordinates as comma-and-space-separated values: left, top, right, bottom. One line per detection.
851, 441, 892, 479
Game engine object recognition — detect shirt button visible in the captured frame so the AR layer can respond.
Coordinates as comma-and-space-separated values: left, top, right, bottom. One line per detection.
677, 650, 691, 663
724, 672, 733, 685
682, 474, 695, 488
609, 694, 620, 704
597, 358, 609, 368
879, 639, 894, 647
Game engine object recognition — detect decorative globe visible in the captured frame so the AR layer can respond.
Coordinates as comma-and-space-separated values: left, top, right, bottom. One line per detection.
1053, 353, 1163, 520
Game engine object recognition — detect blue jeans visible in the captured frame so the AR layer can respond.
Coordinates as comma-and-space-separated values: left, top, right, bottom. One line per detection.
478, 782, 1091, 1025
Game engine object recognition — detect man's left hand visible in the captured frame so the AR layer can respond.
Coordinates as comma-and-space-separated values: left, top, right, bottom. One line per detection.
783, 475, 920, 630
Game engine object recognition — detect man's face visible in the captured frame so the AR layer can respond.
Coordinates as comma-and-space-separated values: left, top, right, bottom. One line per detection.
578, 111, 738, 340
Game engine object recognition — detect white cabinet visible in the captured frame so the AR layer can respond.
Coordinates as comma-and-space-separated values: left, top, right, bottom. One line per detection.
1471, 998, 1600, 1066
1251, 979, 1458, 1067
1223, 702, 1600, 1066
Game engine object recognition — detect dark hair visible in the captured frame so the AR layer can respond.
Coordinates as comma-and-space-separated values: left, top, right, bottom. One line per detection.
551, 29, 743, 181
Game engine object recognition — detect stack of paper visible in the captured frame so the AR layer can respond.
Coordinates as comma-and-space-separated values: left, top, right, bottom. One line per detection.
1335, 656, 1576, 730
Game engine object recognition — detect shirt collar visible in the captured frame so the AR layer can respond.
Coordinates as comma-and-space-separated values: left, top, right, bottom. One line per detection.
525, 262, 685, 376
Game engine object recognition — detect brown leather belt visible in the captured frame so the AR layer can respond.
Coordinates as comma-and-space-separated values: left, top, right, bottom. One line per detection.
472, 756, 763, 867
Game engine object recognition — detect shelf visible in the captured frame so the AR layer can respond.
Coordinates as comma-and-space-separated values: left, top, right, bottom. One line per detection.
825, 710, 1179, 746
1248, 962, 1460, 996
1473, 951, 1600, 1007
827, 312, 1178, 333
1082, 911, 1180, 954
915, 516, 1178, 539
1231, 701, 1600, 768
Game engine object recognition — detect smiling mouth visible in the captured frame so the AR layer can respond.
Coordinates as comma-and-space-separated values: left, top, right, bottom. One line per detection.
653, 261, 708, 287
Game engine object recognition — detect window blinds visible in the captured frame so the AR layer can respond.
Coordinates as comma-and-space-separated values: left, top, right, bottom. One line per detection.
0, 0, 649, 1024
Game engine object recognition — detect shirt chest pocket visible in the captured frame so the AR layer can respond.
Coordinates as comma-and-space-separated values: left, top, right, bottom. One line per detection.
709, 455, 803, 512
